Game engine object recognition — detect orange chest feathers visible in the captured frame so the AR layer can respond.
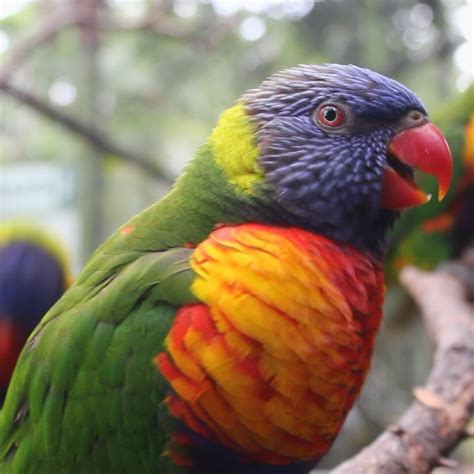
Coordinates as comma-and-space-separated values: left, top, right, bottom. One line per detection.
156, 223, 384, 465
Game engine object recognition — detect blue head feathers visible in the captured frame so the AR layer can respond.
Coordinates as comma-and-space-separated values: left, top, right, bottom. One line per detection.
0, 241, 67, 335
243, 64, 428, 254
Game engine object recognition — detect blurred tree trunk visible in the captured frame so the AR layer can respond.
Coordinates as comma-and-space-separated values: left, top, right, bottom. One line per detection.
428, 0, 452, 99
77, 0, 105, 260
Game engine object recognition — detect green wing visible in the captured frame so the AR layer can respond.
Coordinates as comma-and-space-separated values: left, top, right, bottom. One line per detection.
0, 247, 196, 474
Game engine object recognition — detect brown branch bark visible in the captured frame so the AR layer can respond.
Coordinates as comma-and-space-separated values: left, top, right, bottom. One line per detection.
332, 264, 474, 474
2, 83, 167, 180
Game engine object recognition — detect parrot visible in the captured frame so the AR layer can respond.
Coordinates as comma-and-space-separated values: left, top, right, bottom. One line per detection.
0, 223, 71, 406
385, 85, 474, 281
0, 64, 453, 474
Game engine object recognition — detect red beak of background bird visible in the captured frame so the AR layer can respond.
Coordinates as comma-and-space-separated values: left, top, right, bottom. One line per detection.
381, 123, 453, 209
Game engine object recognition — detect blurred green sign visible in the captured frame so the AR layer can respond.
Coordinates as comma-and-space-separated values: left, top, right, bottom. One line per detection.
0, 162, 82, 273
0, 162, 76, 217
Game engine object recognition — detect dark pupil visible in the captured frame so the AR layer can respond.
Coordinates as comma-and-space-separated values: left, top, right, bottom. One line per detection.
324, 107, 338, 122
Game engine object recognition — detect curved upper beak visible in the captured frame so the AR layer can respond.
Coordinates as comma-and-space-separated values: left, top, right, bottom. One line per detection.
381, 122, 453, 209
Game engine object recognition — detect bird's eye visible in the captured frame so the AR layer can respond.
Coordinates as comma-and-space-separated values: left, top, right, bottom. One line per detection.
316, 104, 345, 128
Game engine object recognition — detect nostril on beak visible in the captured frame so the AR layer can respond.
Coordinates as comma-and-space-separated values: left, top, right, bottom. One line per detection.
408, 110, 425, 125
396, 110, 428, 132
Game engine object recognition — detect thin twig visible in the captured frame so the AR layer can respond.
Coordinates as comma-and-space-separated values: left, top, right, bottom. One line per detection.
97, 13, 195, 37
0, 5, 235, 178
2, 83, 167, 180
96, 11, 240, 51
0, 6, 168, 180
0, 9, 83, 88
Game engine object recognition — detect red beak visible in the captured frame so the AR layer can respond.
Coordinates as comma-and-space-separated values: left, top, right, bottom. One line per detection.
381, 123, 453, 209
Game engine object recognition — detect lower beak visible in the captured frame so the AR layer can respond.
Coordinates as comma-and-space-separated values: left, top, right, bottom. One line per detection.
381, 123, 453, 209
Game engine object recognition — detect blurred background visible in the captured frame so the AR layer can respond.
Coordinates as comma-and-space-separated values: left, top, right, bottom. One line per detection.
0, 0, 473, 469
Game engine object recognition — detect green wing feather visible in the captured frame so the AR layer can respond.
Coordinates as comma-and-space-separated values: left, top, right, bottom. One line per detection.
0, 247, 196, 474
0, 128, 259, 474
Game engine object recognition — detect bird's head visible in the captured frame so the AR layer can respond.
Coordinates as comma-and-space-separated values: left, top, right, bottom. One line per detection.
0, 223, 71, 334
208, 64, 452, 254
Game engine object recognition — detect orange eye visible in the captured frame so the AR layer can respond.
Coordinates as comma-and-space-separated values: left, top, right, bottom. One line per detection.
317, 104, 345, 127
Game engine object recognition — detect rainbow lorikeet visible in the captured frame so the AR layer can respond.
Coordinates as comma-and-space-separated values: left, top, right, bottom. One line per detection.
385, 86, 474, 281
0, 64, 452, 474
0, 223, 70, 406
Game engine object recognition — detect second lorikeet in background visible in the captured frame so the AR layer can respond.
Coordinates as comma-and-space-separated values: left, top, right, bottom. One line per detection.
385, 85, 474, 282
0, 64, 452, 474
0, 223, 71, 405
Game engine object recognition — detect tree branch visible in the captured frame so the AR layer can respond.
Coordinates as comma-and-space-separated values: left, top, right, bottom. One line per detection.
332, 263, 474, 474
0, 9, 84, 88
2, 83, 167, 180
98, 13, 195, 38
97, 11, 240, 51
0, 5, 178, 181
0, 5, 235, 179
